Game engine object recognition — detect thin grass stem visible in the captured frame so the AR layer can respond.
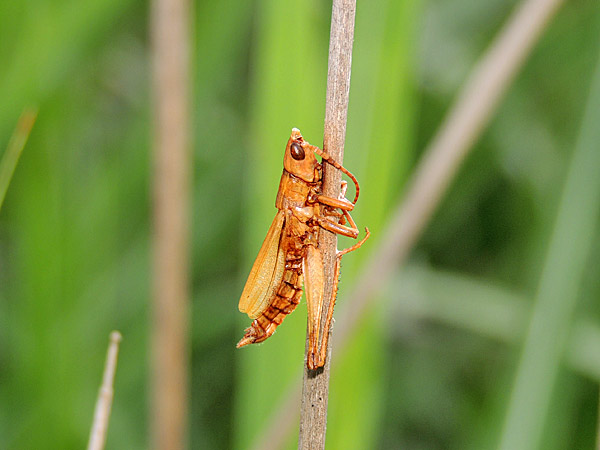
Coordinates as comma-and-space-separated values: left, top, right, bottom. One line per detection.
87, 331, 122, 450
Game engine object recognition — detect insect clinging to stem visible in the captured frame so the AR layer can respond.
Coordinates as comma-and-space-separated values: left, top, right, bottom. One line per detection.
236, 128, 369, 370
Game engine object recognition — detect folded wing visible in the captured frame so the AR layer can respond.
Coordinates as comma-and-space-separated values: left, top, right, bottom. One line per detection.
238, 210, 286, 319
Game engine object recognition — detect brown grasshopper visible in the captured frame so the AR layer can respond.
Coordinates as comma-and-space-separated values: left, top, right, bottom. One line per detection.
237, 128, 369, 370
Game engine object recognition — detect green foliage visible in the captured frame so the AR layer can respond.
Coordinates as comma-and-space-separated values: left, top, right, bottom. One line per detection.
1, 0, 600, 449
0, 110, 36, 213
498, 37, 600, 450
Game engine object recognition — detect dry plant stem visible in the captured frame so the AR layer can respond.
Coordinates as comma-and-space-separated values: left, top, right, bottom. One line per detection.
87, 331, 122, 450
151, 0, 191, 447
256, 0, 564, 447
298, 1, 356, 449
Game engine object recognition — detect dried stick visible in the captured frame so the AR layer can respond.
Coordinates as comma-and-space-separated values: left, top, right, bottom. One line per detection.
255, 0, 565, 447
151, 0, 191, 447
298, 1, 356, 450
87, 331, 122, 450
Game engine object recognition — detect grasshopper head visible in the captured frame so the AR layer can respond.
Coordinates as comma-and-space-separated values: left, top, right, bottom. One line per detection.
284, 128, 319, 182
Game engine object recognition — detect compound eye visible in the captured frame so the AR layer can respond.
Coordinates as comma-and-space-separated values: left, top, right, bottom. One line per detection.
290, 142, 305, 160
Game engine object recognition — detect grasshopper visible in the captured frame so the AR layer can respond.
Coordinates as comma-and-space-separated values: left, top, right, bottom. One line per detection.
237, 128, 369, 370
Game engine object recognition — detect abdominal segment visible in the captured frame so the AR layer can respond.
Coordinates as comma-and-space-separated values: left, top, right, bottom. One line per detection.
236, 267, 304, 347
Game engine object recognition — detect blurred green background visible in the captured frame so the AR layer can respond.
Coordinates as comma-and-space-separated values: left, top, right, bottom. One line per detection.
1, 0, 600, 449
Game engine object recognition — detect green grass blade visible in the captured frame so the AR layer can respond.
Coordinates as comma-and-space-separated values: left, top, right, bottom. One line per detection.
390, 265, 600, 382
236, 1, 420, 447
234, 1, 326, 448
0, 108, 37, 212
0, 0, 134, 136
328, 0, 420, 448
498, 41, 600, 450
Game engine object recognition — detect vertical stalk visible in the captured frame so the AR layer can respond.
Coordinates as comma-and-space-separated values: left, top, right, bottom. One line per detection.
150, 0, 191, 447
298, 1, 356, 449
87, 332, 122, 450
